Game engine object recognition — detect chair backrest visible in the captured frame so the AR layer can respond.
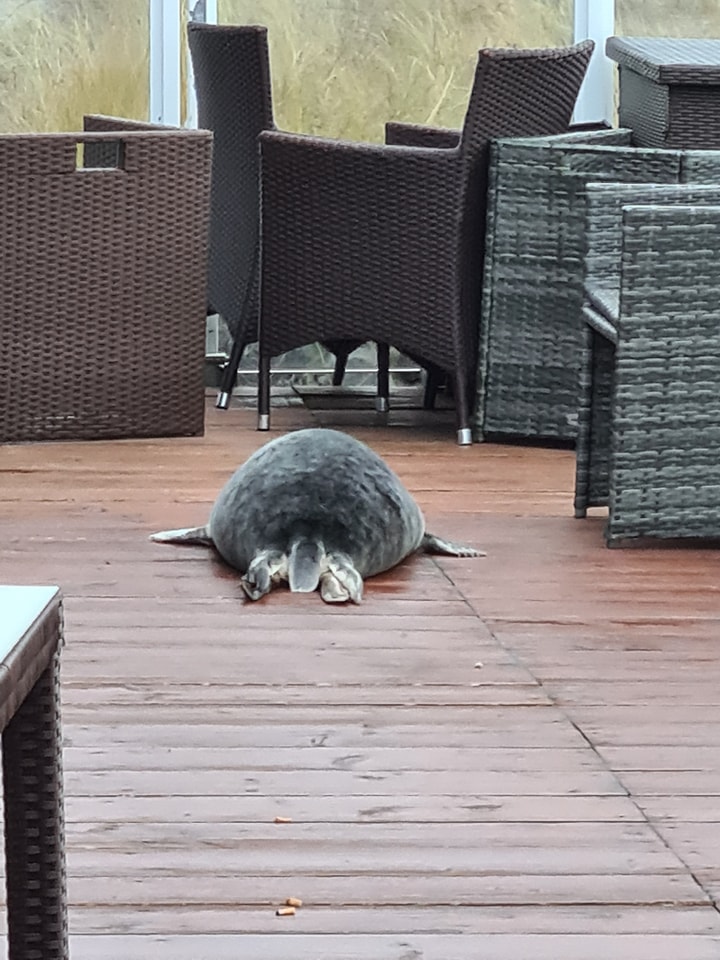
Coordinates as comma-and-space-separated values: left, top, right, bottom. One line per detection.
187, 22, 274, 338
585, 180, 720, 295
459, 40, 595, 158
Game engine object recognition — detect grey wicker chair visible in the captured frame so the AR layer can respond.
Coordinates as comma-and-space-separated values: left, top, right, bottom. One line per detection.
257, 40, 594, 443
187, 22, 366, 409
574, 181, 720, 545
473, 127, 684, 442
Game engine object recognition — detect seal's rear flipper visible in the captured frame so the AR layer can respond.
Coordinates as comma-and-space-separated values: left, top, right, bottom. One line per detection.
149, 526, 213, 546
288, 538, 323, 593
242, 551, 288, 601
422, 533, 486, 557
321, 554, 364, 604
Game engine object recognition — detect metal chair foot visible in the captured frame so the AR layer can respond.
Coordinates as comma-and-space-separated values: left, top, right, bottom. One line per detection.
257, 414, 270, 431
216, 391, 232, 410
457, 427, 472, 446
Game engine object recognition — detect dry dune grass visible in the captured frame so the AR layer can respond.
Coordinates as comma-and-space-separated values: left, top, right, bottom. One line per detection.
0, 1, 718, 137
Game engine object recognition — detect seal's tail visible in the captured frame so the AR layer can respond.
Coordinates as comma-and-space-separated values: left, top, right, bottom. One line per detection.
288, 538, 323, 593
149, 526, 213, 546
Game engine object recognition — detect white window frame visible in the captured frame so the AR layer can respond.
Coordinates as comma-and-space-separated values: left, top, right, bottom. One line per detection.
149, 0, 218, 126
574, 0, 616, 123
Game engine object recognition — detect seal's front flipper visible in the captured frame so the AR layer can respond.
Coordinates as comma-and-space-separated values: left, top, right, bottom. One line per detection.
149, 526, 213, 546
422, 532, 486, 557
288, 538, 323, 593
241, 551, 287, 601
320, 554, 364, 604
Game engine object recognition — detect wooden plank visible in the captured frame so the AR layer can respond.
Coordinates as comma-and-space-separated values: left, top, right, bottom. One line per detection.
63, 794, 642, 824
48, 905, 720, 936
61, 716, 588, 749
52, 932, 720, 960
62, 872, 705, 907
61, 766, 626, 797
60, 745, 610, 774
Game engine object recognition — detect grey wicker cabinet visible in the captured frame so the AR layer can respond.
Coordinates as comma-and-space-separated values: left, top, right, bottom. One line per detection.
607, 37, 720, 150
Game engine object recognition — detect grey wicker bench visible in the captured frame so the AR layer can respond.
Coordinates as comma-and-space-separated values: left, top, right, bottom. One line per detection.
0, 585, 67, 958
474, 129, 720, 442
574, 182, 720, 545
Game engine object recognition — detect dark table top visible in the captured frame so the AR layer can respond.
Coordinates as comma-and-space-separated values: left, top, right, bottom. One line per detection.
606, 37, 720, 84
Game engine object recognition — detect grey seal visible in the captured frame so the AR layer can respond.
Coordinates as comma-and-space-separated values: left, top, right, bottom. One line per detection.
150, 428, 484, 603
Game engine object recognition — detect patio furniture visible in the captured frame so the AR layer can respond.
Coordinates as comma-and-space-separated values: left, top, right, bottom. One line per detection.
574, 181, 720, 545
473, 127, 683, 442
0, 124, 212, 443
1, 585, 67, 958
187, 22, 367, 410
257, 40, 594, 444
607, 37, 720, 149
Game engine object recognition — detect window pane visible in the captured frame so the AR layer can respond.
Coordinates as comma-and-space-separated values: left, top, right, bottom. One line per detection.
616, 0, 719, 37
219, 0, 574, 142
0, 0, 149, 133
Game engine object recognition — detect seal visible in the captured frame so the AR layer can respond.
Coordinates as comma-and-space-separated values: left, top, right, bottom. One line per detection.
150, 428, 484, 603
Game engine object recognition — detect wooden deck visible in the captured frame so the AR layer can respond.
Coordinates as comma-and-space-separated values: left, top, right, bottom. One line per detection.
2, 396, 720, 959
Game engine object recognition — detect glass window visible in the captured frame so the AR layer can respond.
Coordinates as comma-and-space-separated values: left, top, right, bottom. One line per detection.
616, 0, 719, 37
0, 0, 149, 133
219, 0, 574, 142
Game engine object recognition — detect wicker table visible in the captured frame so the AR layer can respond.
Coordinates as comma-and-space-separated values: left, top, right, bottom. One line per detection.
607, 37, 720, 149
0, 585, 68, 959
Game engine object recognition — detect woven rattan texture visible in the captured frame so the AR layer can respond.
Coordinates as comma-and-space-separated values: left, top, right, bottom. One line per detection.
606, 37, 720, 85
576, 180, 720, 521
474, 129, 682, 442
0, 129, 211, 443
618, 68, 720, 149
188, 23, 271, 344
575, 196, 720, 543
258, 40, 594, 437
2, 638, 67, 958
608, 38, 720, 149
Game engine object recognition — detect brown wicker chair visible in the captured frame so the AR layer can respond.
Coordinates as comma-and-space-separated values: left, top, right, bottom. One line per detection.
0, 124, 212, 443
257, 40, 594, 443
187, 22, 366, 409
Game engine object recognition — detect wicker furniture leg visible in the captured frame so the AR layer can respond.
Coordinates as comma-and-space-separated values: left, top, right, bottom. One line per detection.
376, 343, 390, 413
258, 354, 272, 431
574, 319, 615, 518
3, 652, 67, 959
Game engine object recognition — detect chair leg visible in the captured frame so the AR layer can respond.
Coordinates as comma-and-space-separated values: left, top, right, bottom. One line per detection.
257, 353, 271, 431
216, 332, 246, 410
332, 351, 349, 387
453, 370, 472, 446
376, 342, 390, 412
423, 365, 444, 410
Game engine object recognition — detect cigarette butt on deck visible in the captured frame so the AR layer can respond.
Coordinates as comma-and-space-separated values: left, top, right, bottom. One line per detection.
273, 816, 293, 824
276, 906, 296, 917
286, 897, 303, 908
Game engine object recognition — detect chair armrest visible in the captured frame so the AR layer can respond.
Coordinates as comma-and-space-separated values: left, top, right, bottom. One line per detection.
384, 121, 460, 149
83, 114, 177, 132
